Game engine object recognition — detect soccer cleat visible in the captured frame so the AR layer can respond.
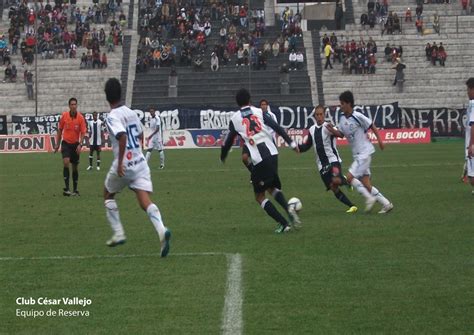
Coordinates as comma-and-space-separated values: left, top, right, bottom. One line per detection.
63, 188, 71, 196
87, 166, 92, 171
364, 196, 377, 212
71, 190, 80, 196
160, 164, 165, 169
346, 206, 358, 213
160, 230, 171, 257
288, 207, 302, 229
106, 235, 126, 247
97, 166, 100, 171
378, 203, 394, 214
274, 224, 291, 234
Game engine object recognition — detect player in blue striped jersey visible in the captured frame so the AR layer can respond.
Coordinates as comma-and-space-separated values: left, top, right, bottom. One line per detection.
102, 78, 171, 257
464, 77, 474, 194
326, 91, 393, 214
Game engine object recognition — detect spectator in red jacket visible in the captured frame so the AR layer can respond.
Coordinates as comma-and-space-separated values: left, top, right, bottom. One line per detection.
101, 52, 108, 68
438, 43, 447, 66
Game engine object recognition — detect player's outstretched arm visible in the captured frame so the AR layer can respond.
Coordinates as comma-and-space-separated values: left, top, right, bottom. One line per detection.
263, 112, 298, 151
220, 122, 238, 163
298, 132, 313, 153
325, 123, 344, 138
370, 124, 384, 150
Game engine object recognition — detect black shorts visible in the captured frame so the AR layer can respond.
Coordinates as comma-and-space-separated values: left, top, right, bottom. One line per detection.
61, 141, 80, 164
89, 144, 101, 152
251, 155, 281, 193
242, 145, 250, 157
320, 162, 343, 190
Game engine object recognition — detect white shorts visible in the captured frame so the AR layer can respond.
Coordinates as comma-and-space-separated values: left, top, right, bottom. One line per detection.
105, 164, 153, 193
467, 157, 474, 177
348, 156, 372, 179
150, 137, 164, 151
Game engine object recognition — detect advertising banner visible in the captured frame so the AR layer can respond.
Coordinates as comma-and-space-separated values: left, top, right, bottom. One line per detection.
275, 128, 431, 147
0, 128, 430, 153
0, 135, 53, 153
0, 115, 7, 135
11, 103, 402, 134
161, 129, 241, 149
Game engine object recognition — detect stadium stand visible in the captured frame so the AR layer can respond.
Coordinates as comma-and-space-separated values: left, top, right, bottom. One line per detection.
0, 0, 127, 116
130, 0, 313, 109
316, 0, 474, 108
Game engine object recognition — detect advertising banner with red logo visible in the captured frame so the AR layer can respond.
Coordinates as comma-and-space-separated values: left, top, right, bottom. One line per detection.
0, 135, 113, 153
276, 128, 431, 147
1, 128, 429, 153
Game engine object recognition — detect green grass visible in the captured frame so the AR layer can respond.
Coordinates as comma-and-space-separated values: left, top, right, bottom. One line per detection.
0, 142, 473, 334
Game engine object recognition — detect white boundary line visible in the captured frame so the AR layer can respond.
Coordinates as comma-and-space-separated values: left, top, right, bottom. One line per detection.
0, 252, 224, 261
0, 252, 243, 335
0, 162, 462, 178
221, 254, 243, 335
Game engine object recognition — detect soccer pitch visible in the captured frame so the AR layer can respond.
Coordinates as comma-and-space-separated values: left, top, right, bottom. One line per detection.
0, 142, 472, 334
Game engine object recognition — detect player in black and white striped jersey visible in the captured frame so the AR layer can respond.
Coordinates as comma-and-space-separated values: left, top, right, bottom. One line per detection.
145, 107, 165, 169
87, 111, 103, 171
298, 105, 357, 213
241, 99, 277, 173
221, 89, 300, 233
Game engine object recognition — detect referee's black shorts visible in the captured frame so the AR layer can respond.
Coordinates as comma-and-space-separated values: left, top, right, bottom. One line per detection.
251, 155, 281, 194
61, 141, 80, 164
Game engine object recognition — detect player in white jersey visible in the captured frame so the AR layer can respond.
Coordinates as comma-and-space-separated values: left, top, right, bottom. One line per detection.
241, 99, 277, 172
326, 91, 393, 213
298, 105, 357, 213
102, 78, 171, 257
87, 111, 103, 171
221, 89, 300, 233
464, 77, 474, 194
145, 107, 165, 169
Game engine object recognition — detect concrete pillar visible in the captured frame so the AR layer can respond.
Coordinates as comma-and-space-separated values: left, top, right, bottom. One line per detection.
168, 72, 178, 98
280, 72, 289, 95
264, 0, 275, 26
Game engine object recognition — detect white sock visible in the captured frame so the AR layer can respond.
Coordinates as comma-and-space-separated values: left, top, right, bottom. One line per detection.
146, 204, 166, 240
350, 178, 372, 199
104, 199, 125, 237
371, 186, 390, 206
159, 151, 165, 166
145, 151, 151, 161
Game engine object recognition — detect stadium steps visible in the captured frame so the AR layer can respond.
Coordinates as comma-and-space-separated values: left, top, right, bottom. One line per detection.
301, 31, 318, 106
311, 32, 325, 106
315, 12, 474, 108
121, 35, 132, 104
0, 1, 129, 116
131, 19, 313, 108
344, 0, 355, 25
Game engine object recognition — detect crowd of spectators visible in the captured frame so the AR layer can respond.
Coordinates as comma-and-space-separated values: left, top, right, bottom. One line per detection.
135, 0, 305, 73
360, 0, 470, 36
425, 41, 447, 66
383, 43, 402, 63
1, 0, 125, 104
322, 32, 378, 75
4, 0, 125, 72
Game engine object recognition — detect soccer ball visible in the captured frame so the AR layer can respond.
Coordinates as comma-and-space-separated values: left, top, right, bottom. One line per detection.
288, 197, 302, 212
